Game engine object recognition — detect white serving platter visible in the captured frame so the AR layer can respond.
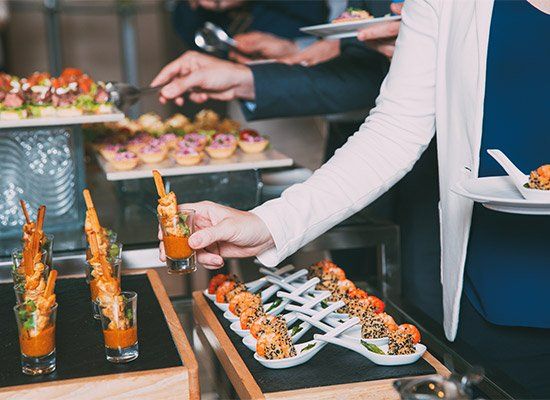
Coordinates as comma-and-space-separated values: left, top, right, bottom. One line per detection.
96, 148, 294, 181
0, 112, 124, 129
452, 176, 550, 215
300, 15, 401, 40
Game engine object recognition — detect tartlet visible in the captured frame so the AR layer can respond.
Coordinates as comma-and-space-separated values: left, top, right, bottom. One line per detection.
137, 139, 168, 163
99, 143, 123, 161
111, 151, 138, 171
158, 132, 178, 150
174, 145, 202, 166
238, 129, 269, 154
181, 132, 208, 151
126, 132, 151, 153
205, 133, 237, 159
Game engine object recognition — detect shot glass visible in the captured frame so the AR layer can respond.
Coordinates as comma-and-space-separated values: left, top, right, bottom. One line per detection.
11, 248, 49, 288
98, 291, 139, 363
13, 301, 57, 375
158, 209, 196, 275
85, 242, 123, 319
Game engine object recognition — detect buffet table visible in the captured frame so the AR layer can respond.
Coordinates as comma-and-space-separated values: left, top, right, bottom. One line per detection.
0, 270, 199, 400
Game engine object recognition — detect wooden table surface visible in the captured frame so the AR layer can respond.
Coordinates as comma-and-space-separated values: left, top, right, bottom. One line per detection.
0, 270, 199, 400
193, 291, 449, 400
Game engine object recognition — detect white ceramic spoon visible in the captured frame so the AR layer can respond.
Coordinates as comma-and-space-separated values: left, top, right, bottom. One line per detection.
215, 269, 308, 312
487, 149, 550, 201
240, 290, 331, 350
284, 300, 346, 342
253, 317, 360, 369
294, 309, 388, 345
203, 264, 295, 301
315, 333, 426, 366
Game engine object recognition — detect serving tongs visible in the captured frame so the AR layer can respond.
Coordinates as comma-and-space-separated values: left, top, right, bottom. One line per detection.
105, 81, 164, 111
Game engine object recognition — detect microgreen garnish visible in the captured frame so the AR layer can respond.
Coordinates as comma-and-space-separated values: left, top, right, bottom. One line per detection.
301, 343, 316, 352
320, 300, 329, 309
290, 323, 303, 336
177, 213, 191, 236
266, 298, 282, 312
361, 341, 385, 355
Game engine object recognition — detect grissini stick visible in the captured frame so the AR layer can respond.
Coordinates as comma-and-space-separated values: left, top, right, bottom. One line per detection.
83, 189, 101, 233
44, 269, 58, 298
20, 199, 31, 225
152, 170, 166, 198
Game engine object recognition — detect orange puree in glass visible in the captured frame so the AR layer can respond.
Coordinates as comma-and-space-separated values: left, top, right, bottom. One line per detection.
164, 235, 193, 259
20, 326, 55, 357
103, 326, 138, 349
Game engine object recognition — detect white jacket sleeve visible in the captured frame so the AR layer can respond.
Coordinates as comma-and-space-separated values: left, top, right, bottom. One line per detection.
252, 0, 440, 267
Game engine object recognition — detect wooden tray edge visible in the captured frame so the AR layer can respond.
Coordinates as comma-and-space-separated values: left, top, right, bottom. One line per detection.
193, 290, 264, 400
147, 270, 200, 400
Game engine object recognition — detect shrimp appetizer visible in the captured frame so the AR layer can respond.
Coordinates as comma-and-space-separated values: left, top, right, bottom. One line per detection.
83, 189, 115, 256
528, 164, 550, 190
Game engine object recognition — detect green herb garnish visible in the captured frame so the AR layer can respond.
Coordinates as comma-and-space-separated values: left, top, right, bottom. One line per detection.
290, 323, 303, 336
301, 343, 316, 352
19, 300, 37, 330
266, 298, 282, 312
126, 308, 133, 323
109, 243, 120, 259
177, 214, 191, 236
524, 183, 530, 188
320, 300, 329, 309
361, 341, 385, 355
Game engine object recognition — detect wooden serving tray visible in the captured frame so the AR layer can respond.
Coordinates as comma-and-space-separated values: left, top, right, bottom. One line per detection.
0, 270, 199, 400
193, 291, 449, 400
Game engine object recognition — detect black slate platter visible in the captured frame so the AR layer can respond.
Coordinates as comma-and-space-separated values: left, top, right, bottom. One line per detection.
0, 274, 182, 388
205, 295, 436, 393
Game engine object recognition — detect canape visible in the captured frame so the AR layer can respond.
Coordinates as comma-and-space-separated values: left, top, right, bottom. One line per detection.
528, 164, 550, 190
205, 133, 237, 159
99, 143, 124, 162
158, 132, 178, 150
332, 7, 373, 23
174, 145, 202, 166
137, 139, 168, 163
238, 129, 269, 153
181, 132, 208, 151
111, 151, 138, 170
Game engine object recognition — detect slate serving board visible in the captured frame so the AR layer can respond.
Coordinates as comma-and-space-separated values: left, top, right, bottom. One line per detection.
0, 274, 182, 388
204, 294, 436, 394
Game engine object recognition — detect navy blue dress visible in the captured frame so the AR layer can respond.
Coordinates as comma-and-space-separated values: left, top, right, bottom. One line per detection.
464, 0, 550, 327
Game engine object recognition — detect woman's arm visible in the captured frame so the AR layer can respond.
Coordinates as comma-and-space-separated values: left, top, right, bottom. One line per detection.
251, 0, 440, 266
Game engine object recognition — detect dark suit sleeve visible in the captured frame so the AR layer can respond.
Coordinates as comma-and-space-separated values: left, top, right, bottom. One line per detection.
241, 43, 389, 121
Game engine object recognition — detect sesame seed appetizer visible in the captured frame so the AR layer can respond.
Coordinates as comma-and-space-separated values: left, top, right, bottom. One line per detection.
528, 164, 550, 190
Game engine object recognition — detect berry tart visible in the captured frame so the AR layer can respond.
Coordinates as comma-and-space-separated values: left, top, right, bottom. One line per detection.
174, 144, 203, 166
137, 139, 168, 164
205, 133, 237, 159
238, 129, 269, 154
111, 150, 138, 171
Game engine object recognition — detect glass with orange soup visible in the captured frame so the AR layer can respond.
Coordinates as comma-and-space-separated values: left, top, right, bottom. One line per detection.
98, 291, 139, 363
13, 301, 57, 375
159, 209, 196, 274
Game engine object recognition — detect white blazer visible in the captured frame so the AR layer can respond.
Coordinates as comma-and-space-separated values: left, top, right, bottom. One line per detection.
252, 0, 495, 341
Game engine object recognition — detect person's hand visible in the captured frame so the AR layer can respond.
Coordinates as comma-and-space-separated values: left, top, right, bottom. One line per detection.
230, 31, 299, 64
279, 40, 340, 66
191, 0, 244, 11
357, 2, 403, 59
150, 51, 255, 105
158, 202, 275, 269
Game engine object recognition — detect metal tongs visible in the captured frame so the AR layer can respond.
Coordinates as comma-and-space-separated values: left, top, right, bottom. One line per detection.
105, 81, 163, 111
195, 22, 262, 60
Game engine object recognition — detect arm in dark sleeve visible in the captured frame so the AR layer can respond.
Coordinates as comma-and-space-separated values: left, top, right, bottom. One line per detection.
241, 43, 390, 121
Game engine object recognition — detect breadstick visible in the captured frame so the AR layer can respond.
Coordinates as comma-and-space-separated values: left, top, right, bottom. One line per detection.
20, 199, 31, 224
83, 189, 101, 233
152, 170, 166, 198
36, 205, 46, 232
44, 269, 58, 297
83, 189, 95, 210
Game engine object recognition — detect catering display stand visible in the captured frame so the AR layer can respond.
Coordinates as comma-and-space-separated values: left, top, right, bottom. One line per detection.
0, 113, 123, 238
193, 291, 449, 400
0, 270, 199, 400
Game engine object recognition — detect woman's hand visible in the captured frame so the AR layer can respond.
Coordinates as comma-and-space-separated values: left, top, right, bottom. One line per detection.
278, 40, 340, 66
158, 201, 275, 269
357, 2, 403, 59
230, 31, 299, 63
